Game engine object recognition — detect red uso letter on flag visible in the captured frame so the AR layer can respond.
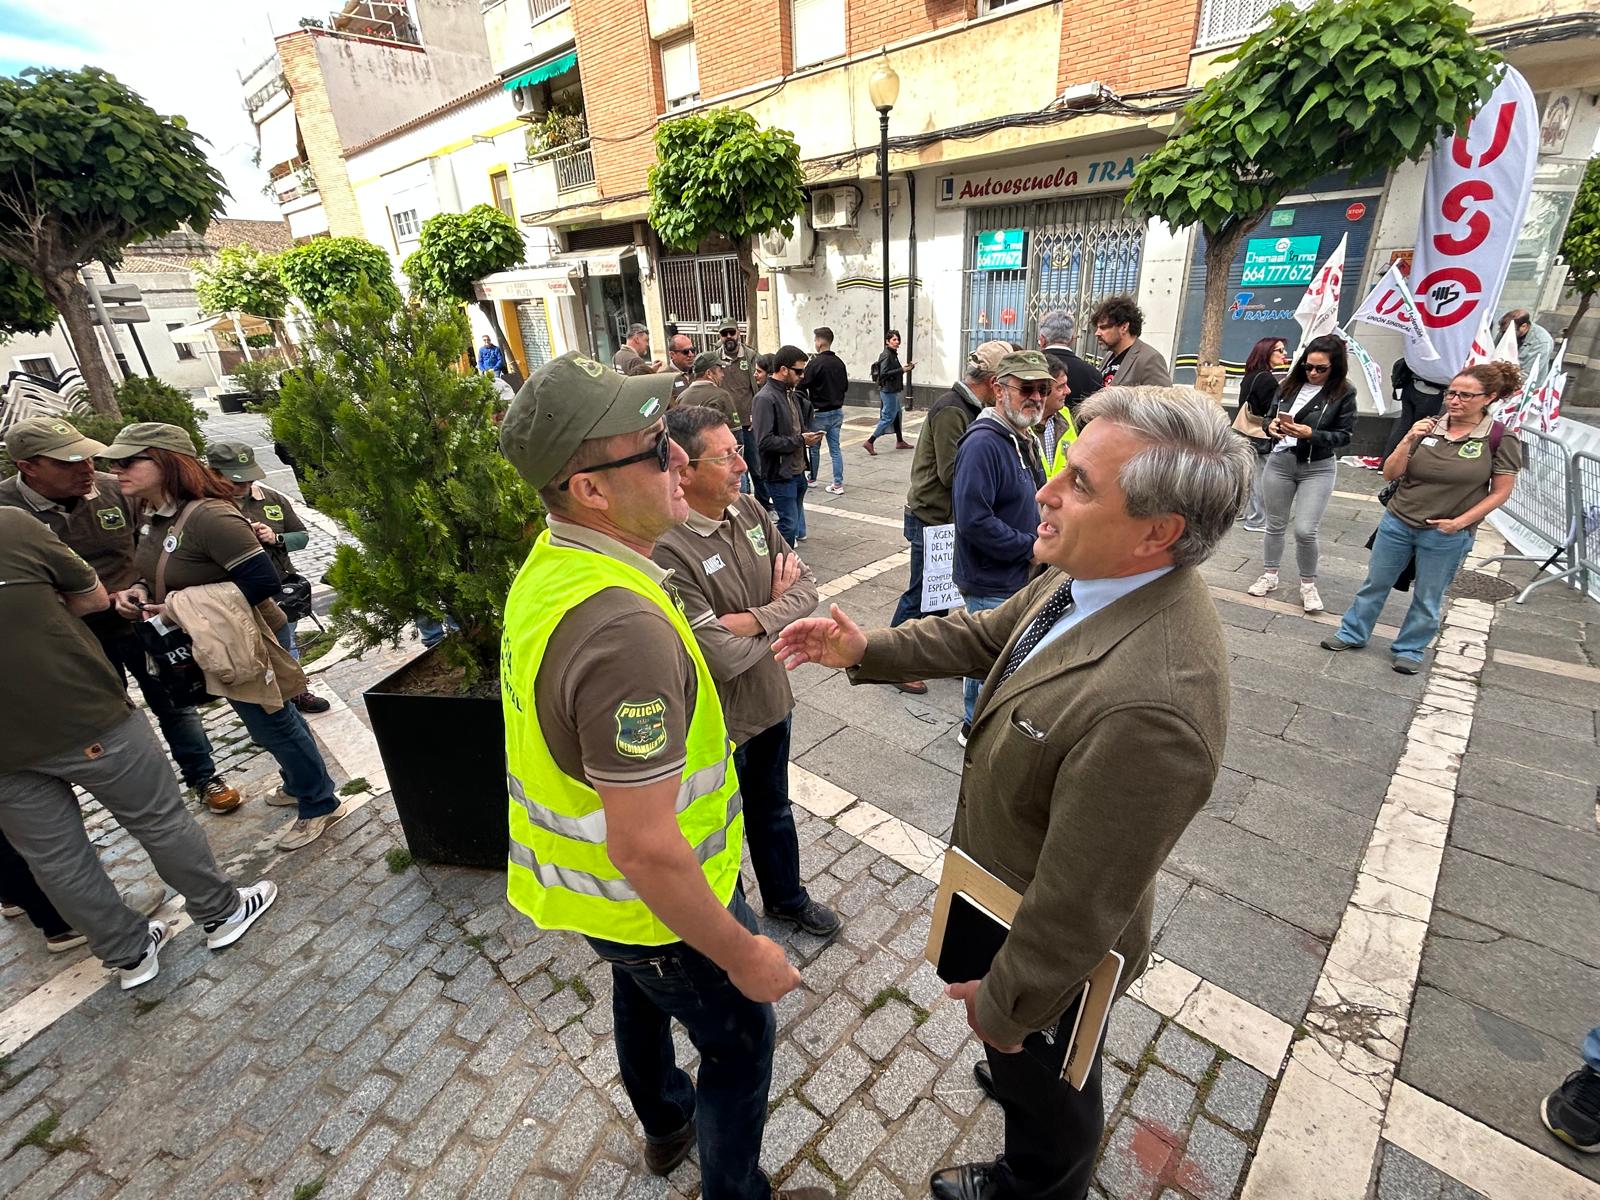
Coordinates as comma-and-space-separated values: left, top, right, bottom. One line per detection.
1405, 67, 1539, 379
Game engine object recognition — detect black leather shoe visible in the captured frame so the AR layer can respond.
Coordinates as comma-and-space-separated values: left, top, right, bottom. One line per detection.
972, 1060, 998, 1103
643, 1118, 695, 1176
766, 898, 842, 938
929, 1160, 998, 1199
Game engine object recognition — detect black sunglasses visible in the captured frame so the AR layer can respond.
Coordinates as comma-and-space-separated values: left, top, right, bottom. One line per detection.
1003, 380, 1053, 399
556, 429, 671, 492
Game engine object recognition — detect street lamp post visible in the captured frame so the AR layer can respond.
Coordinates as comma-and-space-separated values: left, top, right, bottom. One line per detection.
868, 60, 900, 356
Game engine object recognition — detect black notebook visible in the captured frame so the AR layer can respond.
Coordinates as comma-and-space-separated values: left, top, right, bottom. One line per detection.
935, 890, 1011, 985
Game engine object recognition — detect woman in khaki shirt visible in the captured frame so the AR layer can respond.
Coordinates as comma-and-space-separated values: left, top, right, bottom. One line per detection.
1323, 361, 1523, 674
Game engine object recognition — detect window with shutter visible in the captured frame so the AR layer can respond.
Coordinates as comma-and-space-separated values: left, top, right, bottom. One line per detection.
792, 0, 845, 68
660, 37, 700, 110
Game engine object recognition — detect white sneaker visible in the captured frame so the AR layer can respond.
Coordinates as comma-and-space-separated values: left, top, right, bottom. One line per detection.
205, 881, 278, 949
118, 921, 174, 990
825, 483, 845, 495
263, 787, 297, 807
1300, 582, 1324, 613
1246, 573, 1279, 597
276, 800, 352, 851
1, 902, 22, 918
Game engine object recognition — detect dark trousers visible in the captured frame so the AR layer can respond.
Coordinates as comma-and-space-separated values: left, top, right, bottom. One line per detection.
732, 716, 806, 914
985, 1003, 1105, 1200
1381, 381, 1446, 459
739, 427, 772, 506
0, 826, 70, 937
891, 509, 949, 627
586, 890, 775, 1200
765, 475, 808, 547
95, 625, 216, 788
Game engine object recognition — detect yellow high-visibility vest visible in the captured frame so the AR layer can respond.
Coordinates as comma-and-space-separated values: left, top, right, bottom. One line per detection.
501, 530, 742, 945
1047, 410, 1079, 478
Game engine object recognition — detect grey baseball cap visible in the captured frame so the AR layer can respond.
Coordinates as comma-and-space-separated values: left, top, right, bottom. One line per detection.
691, 351, 723, 375
205, 439, 267, 482
500, 352, 675, 490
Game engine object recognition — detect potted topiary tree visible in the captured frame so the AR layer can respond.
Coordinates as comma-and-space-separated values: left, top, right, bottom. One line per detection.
271, 285, 541, 866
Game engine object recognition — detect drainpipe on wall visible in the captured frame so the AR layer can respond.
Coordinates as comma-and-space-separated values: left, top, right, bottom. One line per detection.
904, 172, 917, 410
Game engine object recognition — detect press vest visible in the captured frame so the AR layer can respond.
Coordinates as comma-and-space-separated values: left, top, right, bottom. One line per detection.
501, 530, 744, 945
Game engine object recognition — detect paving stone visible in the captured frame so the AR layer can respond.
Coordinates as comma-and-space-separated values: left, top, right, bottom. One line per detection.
1104, 1060, 1133, 1111
1154, 1023, 1216, 1083
870, 1047, 940, 1119
818, 1101, 887, 1180
1178, 1117, 1249, 1200
541, 1089, 612, 1175
1455, 752, 1599, 831
1378, 1143, 1443, 1200
793, 992, 859, 1058
1104, 999, 1162, 1066
1434, 848, 1600, 965
1469, 717, 1600, 783
801, 1044, 872, 1115
314, 1073, 396, 1153
1449, 796, 1600, 890
877, 1098, 958, 1183
758, 1099, 822, 1177
400, 1078, 486, 1168
385, 1045, 468, 1123
915, 1001, 974, 1058
1129, 1066, 1197, 1134
418, 1143, 483, 1200
1204, 1059, 1271, 1133
854, 1000, 915, 1061
1096, 1117, 1172, 1200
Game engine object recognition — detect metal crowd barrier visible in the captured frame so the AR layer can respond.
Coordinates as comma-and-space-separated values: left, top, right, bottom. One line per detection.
1573, 450, 1600, 605
1478, 430, 1585, 604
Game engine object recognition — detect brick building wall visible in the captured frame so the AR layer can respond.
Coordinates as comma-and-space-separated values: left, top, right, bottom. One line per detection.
846, 0, 970, 58
277, 32, 366, 238
695, 0, 789, 99
1055, 0, 1200, 94
570, 0, 665, 199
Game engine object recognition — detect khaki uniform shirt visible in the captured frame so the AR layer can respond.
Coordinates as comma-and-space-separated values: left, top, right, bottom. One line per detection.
0, 509, 131, 770
651, 496, 818, 746
675, 380, 740, 428
534, 516, 700, 788
133, 499, 267, 598
613, 345, 656, 377
0, 472, 139, 635
719, 341, 758, 427
235, 483, 306, 579
1388, 414, 1522, 531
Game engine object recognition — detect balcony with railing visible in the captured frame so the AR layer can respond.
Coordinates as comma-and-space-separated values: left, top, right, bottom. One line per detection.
548, 141, 595, 193
321, 0, 422, 47
1195, 0, 1304, 49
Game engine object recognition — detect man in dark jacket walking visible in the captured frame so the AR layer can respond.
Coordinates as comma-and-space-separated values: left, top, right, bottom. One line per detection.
1038, 310, 1101, 418
951, 350, 1049, 741
798, 326, 849, 493
752, 345, 822, 547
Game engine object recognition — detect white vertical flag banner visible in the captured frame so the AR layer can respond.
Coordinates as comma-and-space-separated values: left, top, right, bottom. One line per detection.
1491, 322, 1521, 366
1464, 311, 1500, 366
1406, 66, 1539, 379
1349, 263, 1440, 362
1294, 234, 1346, 344
1334, 326, 1389, 414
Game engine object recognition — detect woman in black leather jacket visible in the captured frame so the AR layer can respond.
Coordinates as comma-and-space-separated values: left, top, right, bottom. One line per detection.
1245, 334, 1357, 614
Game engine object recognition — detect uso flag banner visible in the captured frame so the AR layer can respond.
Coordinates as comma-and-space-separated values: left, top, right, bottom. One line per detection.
1406, 67, 1539, 379
1350, 262, 1440, 363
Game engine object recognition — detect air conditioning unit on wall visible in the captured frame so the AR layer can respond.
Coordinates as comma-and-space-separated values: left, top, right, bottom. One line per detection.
755, 223, 816, 271
809, 187, 858, 231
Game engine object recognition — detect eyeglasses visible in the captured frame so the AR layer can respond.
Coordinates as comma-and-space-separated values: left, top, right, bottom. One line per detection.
686, 447, 745, 466
1304, 363, 1331, 375
1002, 380, 1053, 399
556, 429, 671, 492
1444, 389, 1487, 400
109, 455, 154, 469
669, 346, 695, 357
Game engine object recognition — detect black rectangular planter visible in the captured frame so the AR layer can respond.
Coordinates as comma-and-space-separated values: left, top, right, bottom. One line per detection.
217, 392, 250, 414
364, 647, 507, 869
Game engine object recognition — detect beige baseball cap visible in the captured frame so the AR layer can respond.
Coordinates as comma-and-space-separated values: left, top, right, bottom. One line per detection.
500, 352, 675, 490
3, 417, 106, 463
99, 422, 198, 460
967, 341, 1014, 378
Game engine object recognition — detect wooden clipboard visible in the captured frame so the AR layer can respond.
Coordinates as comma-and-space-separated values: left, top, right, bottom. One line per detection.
926, 846, 1123, 1090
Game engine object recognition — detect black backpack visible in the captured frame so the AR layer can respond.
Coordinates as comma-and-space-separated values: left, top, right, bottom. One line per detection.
870, 357, 881, 385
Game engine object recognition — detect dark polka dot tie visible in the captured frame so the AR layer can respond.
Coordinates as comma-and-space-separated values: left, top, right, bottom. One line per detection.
996, 579, 1076, 687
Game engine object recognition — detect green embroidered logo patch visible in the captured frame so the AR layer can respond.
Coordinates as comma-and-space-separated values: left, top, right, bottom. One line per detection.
615, 697, 668, 759
97, 508, 126, 531
1457, 441, 1484, 460
262, 504, 284, 521
745, 526, 769, 556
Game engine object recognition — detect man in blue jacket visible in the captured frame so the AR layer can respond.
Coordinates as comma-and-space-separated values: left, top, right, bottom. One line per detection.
951, 351, 1049, 744
477, 335, 505, 377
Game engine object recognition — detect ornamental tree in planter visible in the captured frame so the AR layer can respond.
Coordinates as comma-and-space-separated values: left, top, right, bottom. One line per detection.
271, 286, 541, 865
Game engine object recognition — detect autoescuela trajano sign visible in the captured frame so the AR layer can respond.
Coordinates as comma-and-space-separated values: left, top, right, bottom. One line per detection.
936, 147, 1156, 207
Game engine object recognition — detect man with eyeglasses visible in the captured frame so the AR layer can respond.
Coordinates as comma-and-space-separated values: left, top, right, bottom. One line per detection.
498, 353, 825, 1200
950, 352, 1051, 744
652, 405, 840, 940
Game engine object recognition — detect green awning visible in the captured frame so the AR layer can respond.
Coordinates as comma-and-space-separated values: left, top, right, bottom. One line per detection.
503, 51, 577, 91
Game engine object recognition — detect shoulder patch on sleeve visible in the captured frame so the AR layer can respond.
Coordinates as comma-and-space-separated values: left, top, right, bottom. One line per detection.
615, 697, 669, 759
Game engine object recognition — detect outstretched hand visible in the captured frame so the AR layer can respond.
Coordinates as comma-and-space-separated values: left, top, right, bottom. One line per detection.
772, 604, 868, 670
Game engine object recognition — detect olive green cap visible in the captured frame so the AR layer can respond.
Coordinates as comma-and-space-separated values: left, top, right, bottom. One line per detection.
99, 421, 198, 460
3, 417, 106, 463
501, 351, 675, 490
691, 351, 723, 375
205, 439, 266, 482
995, 350, 1052, 382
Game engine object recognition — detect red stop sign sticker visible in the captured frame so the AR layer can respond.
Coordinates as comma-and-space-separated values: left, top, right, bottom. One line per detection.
1001, 307, 1017, 325
1346, 202, 1367, 222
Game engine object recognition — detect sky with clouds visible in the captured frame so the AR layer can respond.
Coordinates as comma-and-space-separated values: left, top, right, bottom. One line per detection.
0, 0, 311, 219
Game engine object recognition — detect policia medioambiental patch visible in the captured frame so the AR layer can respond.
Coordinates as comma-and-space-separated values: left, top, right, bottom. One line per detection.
615, 697, 668, 759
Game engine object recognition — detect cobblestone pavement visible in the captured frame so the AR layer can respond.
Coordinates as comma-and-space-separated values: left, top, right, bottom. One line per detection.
0, 405, 1595, 1199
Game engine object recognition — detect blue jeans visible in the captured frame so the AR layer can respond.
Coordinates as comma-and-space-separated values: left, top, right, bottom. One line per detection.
1336, 509, 1474, 663
274, 620, 299, 660
586, 890, 775, 1200
892, 510, 949, 627
765, 475, 807, 545
732, 716, 806, 914
739, 427, 771, 505
415, 614, 458, 648
808, 408, 845, 486
96, 625, 216, 788
1584, 1026, 1600, 1071
870, 390, 903, 442
229, 698, 338, 819
960, 592, 1011, 722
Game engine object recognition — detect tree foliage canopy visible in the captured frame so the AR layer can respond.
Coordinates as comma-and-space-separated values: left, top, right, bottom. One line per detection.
0, 259, 55, 339
647, 109, 805, 250
278, 237, 400, 318
1127, 0, 1499, 235
193, 244, 289, 318
403, 204, 525, 304
1560, 156, 1600, 300
270, 288, 540, 682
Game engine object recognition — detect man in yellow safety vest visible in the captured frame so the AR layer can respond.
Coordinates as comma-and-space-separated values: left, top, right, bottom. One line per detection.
498, 352, 828, 1200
